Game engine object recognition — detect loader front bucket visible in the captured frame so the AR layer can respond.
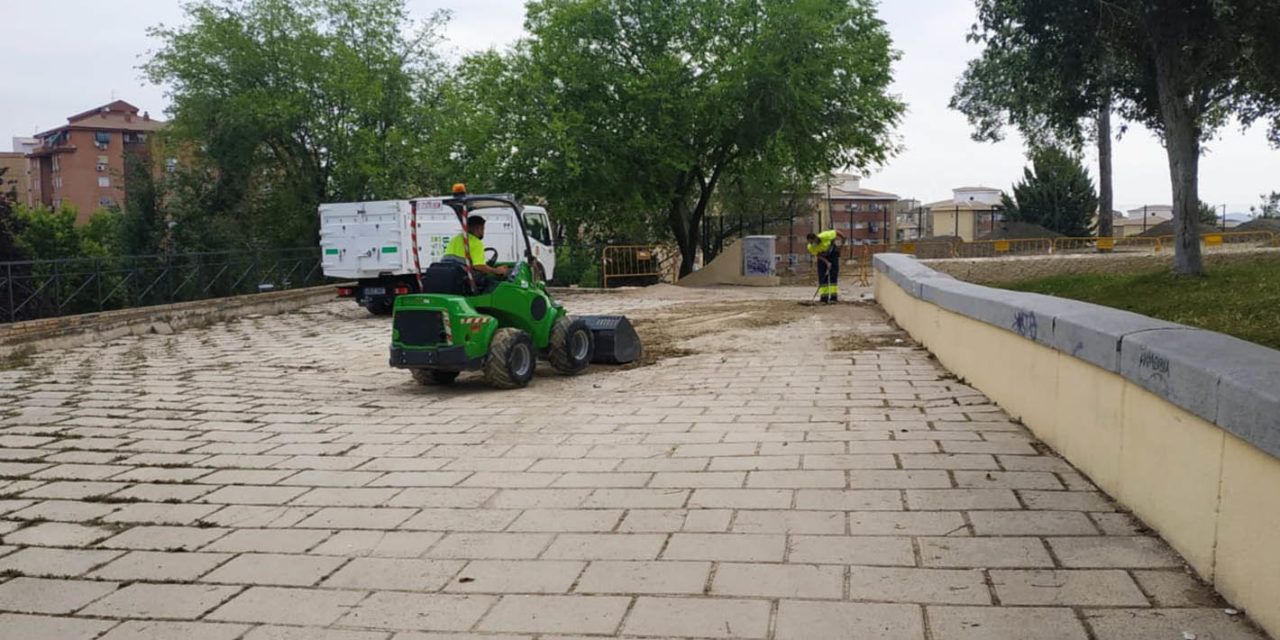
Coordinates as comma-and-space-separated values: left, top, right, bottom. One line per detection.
580, 315, 642, 365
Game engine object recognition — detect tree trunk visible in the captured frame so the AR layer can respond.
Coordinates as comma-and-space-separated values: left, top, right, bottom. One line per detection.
670, 165, 724, 278
667, 197, 699, 279
1164, 120, 1203, 275
1154, 64, 1205, 276
1096, 98, 1114, 240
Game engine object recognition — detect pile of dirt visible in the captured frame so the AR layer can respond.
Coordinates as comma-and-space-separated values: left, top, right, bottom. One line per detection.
1236, 218, 1280, 233
1137, 220, 1220, 237
979, 222, 1063, 240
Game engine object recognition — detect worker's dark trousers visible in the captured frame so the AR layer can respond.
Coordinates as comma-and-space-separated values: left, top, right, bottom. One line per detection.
818, 247, 840, 303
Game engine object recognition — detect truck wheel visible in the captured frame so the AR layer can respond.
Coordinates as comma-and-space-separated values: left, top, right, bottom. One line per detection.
484, 328, 536, 389
549, 316, 594, 375
368, 299, 393, 316
412, 369, 459, 386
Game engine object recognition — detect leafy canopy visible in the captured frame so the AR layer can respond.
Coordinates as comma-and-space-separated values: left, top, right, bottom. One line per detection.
518, 0, 904, 273
143, 0, 448, 250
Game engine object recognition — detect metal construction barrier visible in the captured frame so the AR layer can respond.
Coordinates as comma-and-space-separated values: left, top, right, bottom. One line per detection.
601, 245, 679, 288
852, 244, 891, 286
0, 248, 324, 325
892, 231, 1275, 259
955, 237, 1055, 258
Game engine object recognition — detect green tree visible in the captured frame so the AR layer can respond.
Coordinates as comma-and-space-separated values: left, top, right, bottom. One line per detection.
956, 0, 1280, 276
1001, 146, 1098, 237
14, 204, 81, 261
115, 150, 167, 256
0, 166, 22, 262
1251, 192, 1280, 219
951, 1, 1117, 239
1198, 202, 1222, 228
519, 0, 903, 276
143, 0, 448, 250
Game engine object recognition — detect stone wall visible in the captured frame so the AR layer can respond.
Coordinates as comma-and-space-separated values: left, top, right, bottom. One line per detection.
925, 248, 1280, 285
874, 253, 1280, 638
1, 285, 339, 359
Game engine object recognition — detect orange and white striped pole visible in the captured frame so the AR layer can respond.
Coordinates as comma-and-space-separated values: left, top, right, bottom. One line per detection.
410, 200, 423, 292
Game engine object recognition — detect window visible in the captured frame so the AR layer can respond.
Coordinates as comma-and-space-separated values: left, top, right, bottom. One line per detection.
97, 155, 109, 172
99, 197, 115, 207
98, 176, 111, 188
51, 157, 60, 172
94, 131, 112, 148
523, 211, 553, 246
165, 158, 178, 173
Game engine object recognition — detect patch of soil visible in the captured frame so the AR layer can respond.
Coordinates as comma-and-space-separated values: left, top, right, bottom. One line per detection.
828, 327, 909, 352
625, 299, 817, 367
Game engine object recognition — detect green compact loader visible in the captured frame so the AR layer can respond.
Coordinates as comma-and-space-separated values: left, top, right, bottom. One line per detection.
388, 187, 641, 388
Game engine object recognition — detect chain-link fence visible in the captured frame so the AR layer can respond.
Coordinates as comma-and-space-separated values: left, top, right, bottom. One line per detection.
0, 248, 324, 325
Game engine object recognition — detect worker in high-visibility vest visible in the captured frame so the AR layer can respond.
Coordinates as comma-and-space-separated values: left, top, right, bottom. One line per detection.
806, 229, 846, 303
445, 216, 508, 278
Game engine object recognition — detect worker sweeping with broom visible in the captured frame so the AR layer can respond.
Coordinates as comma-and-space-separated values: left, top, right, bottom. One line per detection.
806, 229, 846, 303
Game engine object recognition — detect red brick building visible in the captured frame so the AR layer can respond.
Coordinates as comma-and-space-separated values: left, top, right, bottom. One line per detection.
775, 174, 900, 262
27, 101, 165, 224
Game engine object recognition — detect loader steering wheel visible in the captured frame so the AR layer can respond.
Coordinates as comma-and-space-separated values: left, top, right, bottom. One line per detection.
506, 261, 527, 282
484, 247, 499, 267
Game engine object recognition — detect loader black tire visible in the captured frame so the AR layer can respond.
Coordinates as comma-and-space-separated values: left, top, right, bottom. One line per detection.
412, 369, 459, 386
484, 328, 535, 389
549, 315, 594, 375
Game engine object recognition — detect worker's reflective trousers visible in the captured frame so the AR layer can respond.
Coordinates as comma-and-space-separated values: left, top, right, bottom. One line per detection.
818, 246, 840, 302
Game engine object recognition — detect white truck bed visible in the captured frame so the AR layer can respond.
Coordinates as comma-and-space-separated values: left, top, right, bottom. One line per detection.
319, 199, 554, 281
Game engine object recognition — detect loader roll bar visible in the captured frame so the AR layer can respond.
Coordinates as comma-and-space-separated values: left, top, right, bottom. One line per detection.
441, 188, 542, 285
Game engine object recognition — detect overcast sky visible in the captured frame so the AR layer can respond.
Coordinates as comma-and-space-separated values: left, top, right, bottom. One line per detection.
3, 0, 1277, 213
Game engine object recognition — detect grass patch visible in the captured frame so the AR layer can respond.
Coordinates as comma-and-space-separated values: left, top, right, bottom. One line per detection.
82, 494, 141, 504
1002, 255, 1280, 350
0, 346, 36, 371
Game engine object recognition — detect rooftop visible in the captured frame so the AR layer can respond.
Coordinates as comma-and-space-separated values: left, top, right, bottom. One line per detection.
35, 100, 165, 139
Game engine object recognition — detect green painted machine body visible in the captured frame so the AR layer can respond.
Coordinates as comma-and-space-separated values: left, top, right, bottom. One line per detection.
389, 262, 566, 371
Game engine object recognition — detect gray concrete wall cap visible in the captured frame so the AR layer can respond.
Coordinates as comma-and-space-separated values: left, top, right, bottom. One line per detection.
919, 278, 1072, 346
1120, 329, 1223, 426
1051, 307, 1185, 373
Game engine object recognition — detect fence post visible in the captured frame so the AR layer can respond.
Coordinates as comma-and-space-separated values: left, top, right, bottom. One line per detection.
96, 257, 104, 311
52, 260, 61, 314
4, 263, 12, 323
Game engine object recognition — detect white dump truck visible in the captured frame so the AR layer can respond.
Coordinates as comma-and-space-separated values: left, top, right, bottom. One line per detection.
320, 196, 556, 314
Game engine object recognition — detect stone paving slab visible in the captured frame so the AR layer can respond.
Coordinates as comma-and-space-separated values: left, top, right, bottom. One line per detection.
0, 286, 1269, 639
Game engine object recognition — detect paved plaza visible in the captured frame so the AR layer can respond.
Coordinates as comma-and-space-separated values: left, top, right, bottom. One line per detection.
0, 285, 1267, 639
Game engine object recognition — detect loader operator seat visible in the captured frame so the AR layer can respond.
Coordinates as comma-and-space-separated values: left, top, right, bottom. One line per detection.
421, 259, 475, 296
